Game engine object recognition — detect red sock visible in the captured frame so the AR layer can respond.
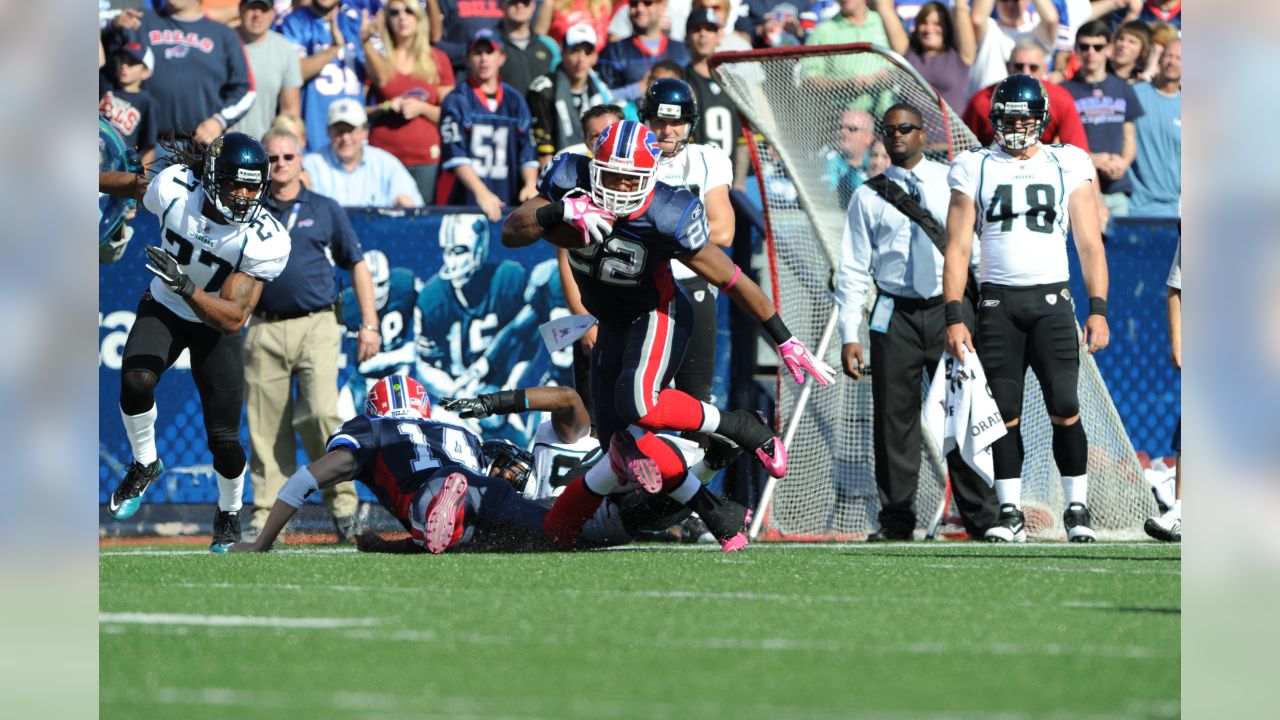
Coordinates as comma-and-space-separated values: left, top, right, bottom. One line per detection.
543, 477, 604, 549
636, 389, 705, 433
635, 432, 689, 492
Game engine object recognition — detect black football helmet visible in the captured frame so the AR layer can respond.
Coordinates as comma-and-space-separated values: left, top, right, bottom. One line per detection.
203, 132, 269, 223
640, 77, 700, 144
482, 440, 535, 494
988, 74, 1050, 151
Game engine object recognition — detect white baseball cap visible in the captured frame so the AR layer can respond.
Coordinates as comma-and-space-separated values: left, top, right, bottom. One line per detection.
564, 23, 598, 50
327, 98, 367, 128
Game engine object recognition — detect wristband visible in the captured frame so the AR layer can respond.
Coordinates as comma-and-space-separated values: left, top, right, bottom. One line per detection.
535, 200, 564, 230
1088, 297, 1108, 318
723, 265, 742, 291
944, 300, 964, 326
762, 313, 792, 345
278, 466, 319, 508
487, 389, 529, 415
360, 324, 378, 333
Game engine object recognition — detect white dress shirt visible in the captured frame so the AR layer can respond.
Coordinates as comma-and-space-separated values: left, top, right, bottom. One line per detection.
835, 157, 976, 343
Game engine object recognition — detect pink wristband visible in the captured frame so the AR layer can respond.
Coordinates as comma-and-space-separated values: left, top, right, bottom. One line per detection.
724, 265, 742, 291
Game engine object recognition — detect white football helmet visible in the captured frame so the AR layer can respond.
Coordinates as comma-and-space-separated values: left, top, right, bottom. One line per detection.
364, 248, 391, 310
438, 214, 489, 287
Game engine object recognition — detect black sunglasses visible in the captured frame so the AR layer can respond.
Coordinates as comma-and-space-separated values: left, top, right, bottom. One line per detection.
268, 153, 297, 163
882, 123, 922, 137
385, 7, 410, 16
1077, 41, 1108, 52
1010, 62, 1042, 72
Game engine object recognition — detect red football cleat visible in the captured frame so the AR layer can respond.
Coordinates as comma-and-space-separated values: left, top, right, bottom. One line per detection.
425, 472, 469, 554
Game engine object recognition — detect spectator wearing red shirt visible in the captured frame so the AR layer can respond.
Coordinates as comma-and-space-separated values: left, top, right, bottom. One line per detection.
962, 38, 1089, 151
365, 0, 457, 204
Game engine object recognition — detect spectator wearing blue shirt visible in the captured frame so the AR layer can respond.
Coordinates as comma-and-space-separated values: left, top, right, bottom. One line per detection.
439, 29, 540, 221
278, 0, 370, 151
303, 99, 426, 207
598, 0, 691, 103
1129, 38, 1178, 217
1061, 20, 1143, 221
244, 127, 381, 543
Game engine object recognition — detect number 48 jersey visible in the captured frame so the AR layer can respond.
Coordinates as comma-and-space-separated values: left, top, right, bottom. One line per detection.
143, 164, 291, 323
948, 144, 1095, 286
326, 414, 484, 530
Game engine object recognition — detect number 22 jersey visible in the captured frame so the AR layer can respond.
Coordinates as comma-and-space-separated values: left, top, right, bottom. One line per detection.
537, 153, 709, 325
143, 164, 291, 324
947, 143, 1095, 286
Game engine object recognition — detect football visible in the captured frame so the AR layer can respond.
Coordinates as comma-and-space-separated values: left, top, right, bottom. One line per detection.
544, 222, 587, 249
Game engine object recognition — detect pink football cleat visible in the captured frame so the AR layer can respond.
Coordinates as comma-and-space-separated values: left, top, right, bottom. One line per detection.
608, 432, 663, 493
719, 510, 752, 553
755, 437, 787, 478
425, 472, 469, 554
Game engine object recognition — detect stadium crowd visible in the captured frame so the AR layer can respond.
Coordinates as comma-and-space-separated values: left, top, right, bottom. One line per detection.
98, 0, 1181, 547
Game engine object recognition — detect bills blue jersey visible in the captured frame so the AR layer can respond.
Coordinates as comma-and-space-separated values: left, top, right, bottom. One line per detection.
537, 153, 709, 324
597, 37, 691, 99
340, 267, 418, 377
439, 83, 538, 205
278, 5, 367, 151
416, 260, 528, 380
326, 414, 483, 531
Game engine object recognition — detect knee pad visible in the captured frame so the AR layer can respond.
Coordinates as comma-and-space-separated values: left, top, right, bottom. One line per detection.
1051, 421, 1088, 477
119, 370, 158, 416
209, 440, 246, 479
1047, 383, 1080, 419
990, 431, 1024, 480
988, 379, 1023, 424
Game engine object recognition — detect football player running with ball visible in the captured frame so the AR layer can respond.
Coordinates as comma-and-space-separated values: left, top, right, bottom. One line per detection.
98, 133, 291, 552
942, 75, 1110, 543
502, 119, 835, 549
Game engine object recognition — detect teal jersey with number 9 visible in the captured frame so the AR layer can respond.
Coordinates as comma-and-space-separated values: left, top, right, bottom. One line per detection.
142, 164, 291, 324
948, 143, 1095, 286
538, 153, 709, 324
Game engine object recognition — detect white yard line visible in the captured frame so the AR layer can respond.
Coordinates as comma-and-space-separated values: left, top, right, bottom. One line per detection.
98, 612, 382, 629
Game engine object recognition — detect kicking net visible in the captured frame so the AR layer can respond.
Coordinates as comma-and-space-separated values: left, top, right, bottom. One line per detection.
710, 44, 1155, 540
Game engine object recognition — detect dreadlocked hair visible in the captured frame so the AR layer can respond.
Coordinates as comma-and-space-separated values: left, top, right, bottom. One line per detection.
156, 131, 207, 176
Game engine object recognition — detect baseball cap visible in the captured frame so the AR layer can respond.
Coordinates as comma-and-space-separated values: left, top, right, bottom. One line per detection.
564, 23, 598, 50
469, 28, 504, 53
685, 8, 722, 32
118, 41, 154, 72
327, 98, 368, 128
240, 0, 273, 9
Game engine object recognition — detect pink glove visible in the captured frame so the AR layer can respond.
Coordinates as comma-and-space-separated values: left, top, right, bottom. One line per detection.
562, 192, 616, 245
779, 337, 836, 386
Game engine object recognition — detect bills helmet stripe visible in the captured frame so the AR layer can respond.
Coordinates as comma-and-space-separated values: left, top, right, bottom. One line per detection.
365, 375, 431, 419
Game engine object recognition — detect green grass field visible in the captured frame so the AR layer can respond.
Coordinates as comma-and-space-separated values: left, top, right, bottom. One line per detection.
100, 542, 1180, 720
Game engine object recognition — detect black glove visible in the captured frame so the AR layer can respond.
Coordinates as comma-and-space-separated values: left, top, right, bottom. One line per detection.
439, 395, 494, 419
144, 245, 196, 298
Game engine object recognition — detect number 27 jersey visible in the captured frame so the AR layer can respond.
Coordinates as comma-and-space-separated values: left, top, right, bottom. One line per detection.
948, 144, 1095, 286
143, 164, 291, 324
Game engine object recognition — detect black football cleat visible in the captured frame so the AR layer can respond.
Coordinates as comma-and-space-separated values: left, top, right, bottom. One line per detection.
210, 509, 241, 553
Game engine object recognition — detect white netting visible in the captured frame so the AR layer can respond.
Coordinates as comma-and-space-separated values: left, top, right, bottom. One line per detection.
712, 44, 1155, 540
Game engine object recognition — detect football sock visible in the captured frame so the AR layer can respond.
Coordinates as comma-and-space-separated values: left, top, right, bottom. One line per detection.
711, 409, 774, 452
697, 405, 720, 435
995, 478, 1022, 509
1052, 421, 1088, 476
216, 468, 244, 513
634, 433, 689, 491
1061, 475, 1088, 506
121, 404, 159, 466
667, 474, 701, 504
634, 389, 707, 432
686, 486, 749, 541
990, 430, 1023, 480
583, 456, 622, 496
543, 477, 604, 549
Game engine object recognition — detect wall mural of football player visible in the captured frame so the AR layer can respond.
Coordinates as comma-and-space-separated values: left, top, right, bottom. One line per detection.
416, 213, 530, 443
337, 248, 423, 420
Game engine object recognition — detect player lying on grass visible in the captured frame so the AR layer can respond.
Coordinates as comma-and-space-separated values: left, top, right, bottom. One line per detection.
233, 376, 749, 553
232, 375, 555, 554
439, 385, 752, 551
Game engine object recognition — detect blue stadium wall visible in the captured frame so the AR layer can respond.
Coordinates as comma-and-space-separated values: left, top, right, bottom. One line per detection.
98, 209, 1178, 505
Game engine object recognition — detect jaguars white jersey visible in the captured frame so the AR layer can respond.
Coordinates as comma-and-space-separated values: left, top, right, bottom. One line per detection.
655, 143, 733, 281
142, 164, 291, 324
527, 419, 601, 501
948, 143, 1095, 286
